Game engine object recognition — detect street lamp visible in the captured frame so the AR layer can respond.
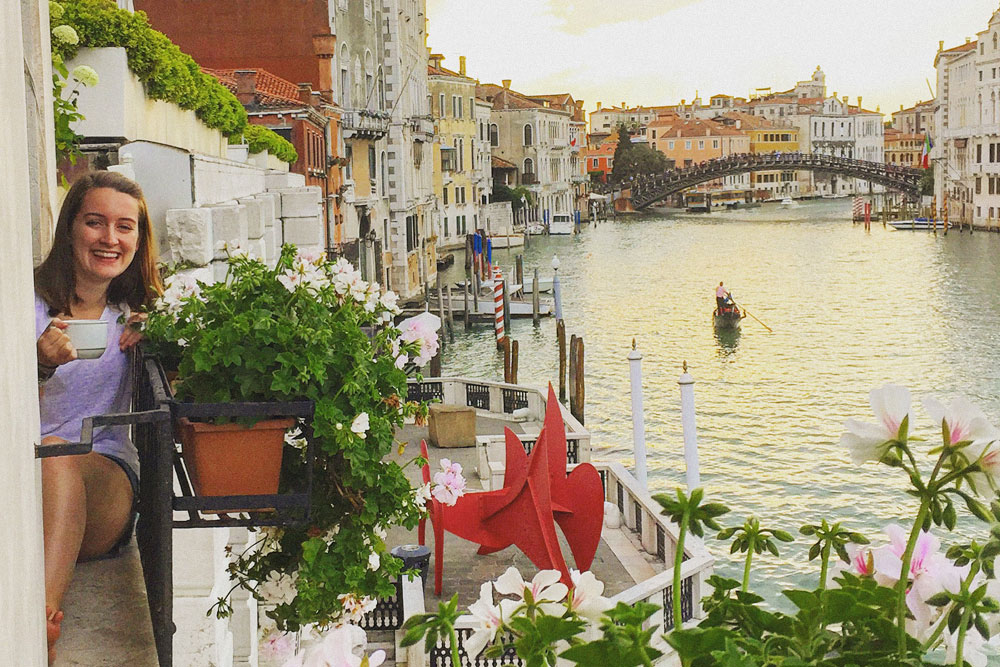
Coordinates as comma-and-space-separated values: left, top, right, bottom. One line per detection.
551, 255, 563, 321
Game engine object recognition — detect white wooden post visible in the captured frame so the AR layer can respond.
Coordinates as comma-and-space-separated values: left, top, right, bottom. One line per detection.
678, 361, 701, 491
628, 339, 648, 489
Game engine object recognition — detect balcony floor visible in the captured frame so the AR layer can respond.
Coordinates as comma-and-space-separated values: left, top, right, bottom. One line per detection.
388, 415, 663, 608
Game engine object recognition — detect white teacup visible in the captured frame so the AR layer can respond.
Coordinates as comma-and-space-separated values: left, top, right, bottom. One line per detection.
64, 319, 108, 360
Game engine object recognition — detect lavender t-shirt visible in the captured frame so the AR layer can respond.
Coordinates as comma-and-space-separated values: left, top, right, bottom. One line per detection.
35, 294, 137, 477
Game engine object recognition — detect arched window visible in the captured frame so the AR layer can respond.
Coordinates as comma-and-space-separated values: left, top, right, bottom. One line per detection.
364, 50, 375, 106
523, 123, 533, 146
993, 33, 997, 50
339, 43, 350, 107
523, 158, 534, 175
489, 123, 499, 147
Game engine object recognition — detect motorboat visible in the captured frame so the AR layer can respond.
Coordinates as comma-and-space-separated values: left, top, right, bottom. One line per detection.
779, 197, 798, 208
489, 233, 525, 248
549, 214, 575, 235
889, 218, 936, 231
526, 223, 547, 236
522, 275, 553, 293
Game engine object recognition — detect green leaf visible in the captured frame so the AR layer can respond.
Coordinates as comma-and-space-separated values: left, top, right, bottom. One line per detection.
771, 530, 794, 542
782, 589, 818, 611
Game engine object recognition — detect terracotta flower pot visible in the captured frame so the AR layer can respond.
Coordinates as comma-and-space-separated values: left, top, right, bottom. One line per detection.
177, 417, 295, 498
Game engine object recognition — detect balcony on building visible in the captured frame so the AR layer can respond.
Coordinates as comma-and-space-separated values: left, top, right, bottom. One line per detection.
441, 147, 458, 173
341, 108, 390, 140
408, 114, 435, 142
521, 172, 539, 185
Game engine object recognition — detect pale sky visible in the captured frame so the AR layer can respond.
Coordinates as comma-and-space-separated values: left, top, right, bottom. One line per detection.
425, 0, 1000, 121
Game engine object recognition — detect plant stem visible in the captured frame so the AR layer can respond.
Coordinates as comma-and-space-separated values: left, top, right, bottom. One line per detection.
448, 626, 461, 667
742, 548, 754, 593
896, 501, 930, 659
638, 644, 655, 667
672, 505, 690, 629
955, 605, 972, 667
818, 539, 832, 591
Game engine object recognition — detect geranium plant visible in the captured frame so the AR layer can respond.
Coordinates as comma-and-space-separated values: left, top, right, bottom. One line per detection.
144, 245, 437, 630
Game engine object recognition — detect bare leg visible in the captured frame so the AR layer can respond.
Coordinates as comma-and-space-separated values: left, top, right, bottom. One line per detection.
40, 437, 133, 661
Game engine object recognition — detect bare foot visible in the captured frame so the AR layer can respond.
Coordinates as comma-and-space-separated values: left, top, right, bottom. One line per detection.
46, 607, 63, 665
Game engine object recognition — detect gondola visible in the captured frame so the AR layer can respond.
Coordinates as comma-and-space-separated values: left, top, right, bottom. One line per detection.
713, 304, 745, 329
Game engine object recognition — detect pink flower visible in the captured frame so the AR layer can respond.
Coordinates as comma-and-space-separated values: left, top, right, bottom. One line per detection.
848, 544, 874, 577
397, 313, 441, 366
431, 459, 466, 506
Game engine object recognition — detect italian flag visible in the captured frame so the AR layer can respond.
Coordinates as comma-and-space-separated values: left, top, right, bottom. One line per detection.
921, 133, 933, 169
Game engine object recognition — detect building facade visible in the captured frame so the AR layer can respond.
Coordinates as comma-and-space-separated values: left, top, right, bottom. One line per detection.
646, 117, 751, 191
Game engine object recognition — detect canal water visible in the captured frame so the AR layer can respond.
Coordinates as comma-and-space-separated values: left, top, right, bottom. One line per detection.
436, 199, 1000, 607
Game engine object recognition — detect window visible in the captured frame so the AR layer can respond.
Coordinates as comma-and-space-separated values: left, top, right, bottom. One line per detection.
441, 147, 457, 172
489, 124, 499, 146
652, 142, 656, 151
685, 140, 691, 150
439, 93, 446, 117
668, 141, 674, 149
381, 151, 387, 196
979, 144, 983, 163
369, 145, 376, 181
712, 139, 719, 149
523, 124, 533, 146
452, 95, 461, 118
523, 157, 534, 174
443, 187, 449, 205
698, 140, 704, 149
339, 45, 350, 107
651, 129, 657, 139
458, 138, 464, 171
443, 217, 448, 237
363, 0, 372, 20
405, 214, 418, 253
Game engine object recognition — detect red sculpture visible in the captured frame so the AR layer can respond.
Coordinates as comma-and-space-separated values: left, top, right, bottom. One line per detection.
418, 385, 604, 595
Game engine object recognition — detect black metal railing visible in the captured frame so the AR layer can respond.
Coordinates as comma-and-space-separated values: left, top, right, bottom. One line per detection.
465, 383, 490, 410
430, 629, 522, 667
407, 380, 444, 404
662, 576, 695, 631
358, 578, 404, 631
501, 387, 529, 413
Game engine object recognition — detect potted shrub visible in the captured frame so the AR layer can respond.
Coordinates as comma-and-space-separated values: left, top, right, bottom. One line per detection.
144, 244, 436, 629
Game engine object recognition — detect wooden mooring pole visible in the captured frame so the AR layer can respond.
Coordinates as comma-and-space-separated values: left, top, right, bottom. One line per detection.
445, 285, 454, 343
511, 340, 519, 385
569, 333, 578, 415
572, 337, 585, 425
503, 337, 512, 383
436, 271, 447, 348
532, 267, 540, 326
557, 320, 567, 402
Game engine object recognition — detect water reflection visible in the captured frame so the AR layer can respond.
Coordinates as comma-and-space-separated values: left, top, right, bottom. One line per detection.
714, 326, 741, 356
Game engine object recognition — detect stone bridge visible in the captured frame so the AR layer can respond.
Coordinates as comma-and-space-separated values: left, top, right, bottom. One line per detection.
607, 153, 923, 209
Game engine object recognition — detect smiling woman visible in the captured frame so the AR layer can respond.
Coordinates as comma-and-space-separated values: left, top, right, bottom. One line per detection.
32, 170, 162, 664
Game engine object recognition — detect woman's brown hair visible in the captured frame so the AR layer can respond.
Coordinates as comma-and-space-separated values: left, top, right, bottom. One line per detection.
35, 171, 163, 316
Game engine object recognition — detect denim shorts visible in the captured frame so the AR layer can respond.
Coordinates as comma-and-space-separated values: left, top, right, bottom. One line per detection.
96, 453, 139, 559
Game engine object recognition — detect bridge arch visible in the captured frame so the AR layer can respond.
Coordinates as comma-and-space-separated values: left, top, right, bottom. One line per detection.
624, 153, 922, 210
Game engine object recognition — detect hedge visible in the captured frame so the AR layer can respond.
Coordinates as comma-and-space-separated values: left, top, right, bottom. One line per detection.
230, 124, 299, 165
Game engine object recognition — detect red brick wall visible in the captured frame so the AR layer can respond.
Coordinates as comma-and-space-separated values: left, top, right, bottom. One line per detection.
134, 0, 330, 90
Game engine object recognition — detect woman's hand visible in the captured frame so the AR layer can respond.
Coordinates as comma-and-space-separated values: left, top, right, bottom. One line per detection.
119, 312, 146, 351
37, 318, 76, 367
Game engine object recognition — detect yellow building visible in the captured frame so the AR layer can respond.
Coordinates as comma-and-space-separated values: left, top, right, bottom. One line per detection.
719, 111, 800, 198
429, 54, 480, 250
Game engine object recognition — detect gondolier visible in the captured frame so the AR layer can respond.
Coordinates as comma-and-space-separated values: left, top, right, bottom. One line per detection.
715, 282, 730, 310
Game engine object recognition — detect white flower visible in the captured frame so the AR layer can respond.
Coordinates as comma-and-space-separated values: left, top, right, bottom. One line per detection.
296, 248, 325, 266
380, 290, 400, 314
840, 384, 911, 464
284, 426, 308, 450
394, 354, 407, 370
52, 24, 78, 45
568, 570, 613, 621
351, 413, 369, 439
338, 593, 377, 622
368, 551, 381, 571
286, 623, 385, 667
494, 567, 568, 616
373, 524, 387, 541
278, 271, 302, 293
49, 2, 65, 20
924, 396, 1000, 495
465, 582, 518, 658
259, 571, 298, 605
414, 482, 432, 505
70, 65, 99, 87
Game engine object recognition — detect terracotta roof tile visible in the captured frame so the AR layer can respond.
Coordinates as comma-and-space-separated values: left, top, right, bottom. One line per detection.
204, 68, 304, 109
941, 41, 977, 54
491, 155, 516, 169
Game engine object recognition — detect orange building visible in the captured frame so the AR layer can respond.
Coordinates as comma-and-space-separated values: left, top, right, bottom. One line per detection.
884, 128, 924, 167
581, 141, 617, 181
646, 116, 750, 193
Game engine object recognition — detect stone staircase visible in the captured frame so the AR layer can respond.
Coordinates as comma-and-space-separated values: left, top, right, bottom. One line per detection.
368, 628, 397, 666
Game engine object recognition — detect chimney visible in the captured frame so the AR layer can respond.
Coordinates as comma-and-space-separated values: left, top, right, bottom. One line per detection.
621, 101, 625, 109
833, 91, 837, 99
429, 53, 443, 69
234, 70, 257, 105
596, 101, 602, 110
459, 56, 466, 76
966, 36, 971, 43
857, 96, 862, 108
681, 99, 686, 105
939, 40, 944, 51
843, 95, 848, 105
900, 104, 904, 111
312, 34, 336, 93
502, 79, 511, 89
298, 82, 313, 105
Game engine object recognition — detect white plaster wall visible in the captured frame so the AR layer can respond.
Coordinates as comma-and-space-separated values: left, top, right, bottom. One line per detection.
66, 48, 228, 158
1, 1, 48, 664
119, 141, 194, 259
193, 154, 268, 207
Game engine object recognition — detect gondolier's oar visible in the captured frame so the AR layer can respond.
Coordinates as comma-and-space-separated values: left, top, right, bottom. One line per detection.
733, 302, 773, 332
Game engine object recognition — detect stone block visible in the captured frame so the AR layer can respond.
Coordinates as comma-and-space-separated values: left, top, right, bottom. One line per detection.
173, 528, 222, 595
282, 215, 324, 247
428, 404, 476, 448
164, 207, 214, 266
238, 197, 267, 239
247, 237, 267, 261
263, 225, 277, 265
265, 170, 306, 190
212, 259, 230, 284
280, 188, 322, 219
254, 192, 280, 221
211, 204, 248, 258
172, 596, 221, 666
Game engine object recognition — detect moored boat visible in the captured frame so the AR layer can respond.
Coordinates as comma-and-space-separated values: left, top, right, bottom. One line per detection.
889, 218, 935, 231
779, 196, 797, 208
713, 304, 745, 329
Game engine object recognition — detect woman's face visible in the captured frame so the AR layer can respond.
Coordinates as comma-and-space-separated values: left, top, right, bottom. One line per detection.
71, 187, 140, 288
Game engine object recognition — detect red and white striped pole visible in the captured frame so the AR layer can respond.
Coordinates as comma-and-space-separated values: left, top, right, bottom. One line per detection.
493, 266, 505, 344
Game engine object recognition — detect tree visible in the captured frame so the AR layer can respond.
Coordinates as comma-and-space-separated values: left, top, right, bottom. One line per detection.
612, 143, 672, 183
919, 168, 934, 196
491, 183, 534, 213
610, 123, 633, 183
